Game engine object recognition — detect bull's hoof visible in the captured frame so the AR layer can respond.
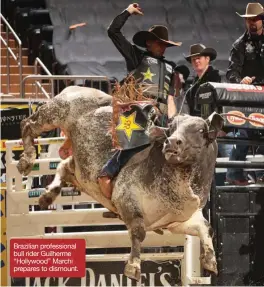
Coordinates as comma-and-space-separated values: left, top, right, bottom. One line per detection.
39, 192, 53, 210
17, 156, 33, 176
201, 253, 218, 276
124, 260, 141, 281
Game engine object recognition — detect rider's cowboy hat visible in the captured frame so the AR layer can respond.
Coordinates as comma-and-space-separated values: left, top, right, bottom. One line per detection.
133, 25, 182, 48
184, 43, 217, 62
236, 2, 264, 18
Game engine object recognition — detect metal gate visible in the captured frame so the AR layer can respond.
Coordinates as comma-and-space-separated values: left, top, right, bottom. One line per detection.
20, 75, 112, 99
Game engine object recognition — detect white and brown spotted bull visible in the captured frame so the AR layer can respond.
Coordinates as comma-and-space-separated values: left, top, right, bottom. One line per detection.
17, 85, 223, 280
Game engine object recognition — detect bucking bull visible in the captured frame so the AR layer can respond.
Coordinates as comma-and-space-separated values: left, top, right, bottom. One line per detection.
17, 85, 223, 280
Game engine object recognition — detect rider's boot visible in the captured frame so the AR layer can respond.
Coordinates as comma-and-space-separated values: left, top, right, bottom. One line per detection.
98, 146, 149, 199
97, 150, 122, 199
59, 138, 73, 159
98, 175, 113, 199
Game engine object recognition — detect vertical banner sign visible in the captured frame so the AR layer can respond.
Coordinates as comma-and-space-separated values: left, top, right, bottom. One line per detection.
0, 188, 7, 287
0, 103, 40, 187
1, 104, 31, 188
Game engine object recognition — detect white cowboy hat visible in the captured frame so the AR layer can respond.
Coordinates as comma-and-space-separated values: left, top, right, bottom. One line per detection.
236, 2, 264, 18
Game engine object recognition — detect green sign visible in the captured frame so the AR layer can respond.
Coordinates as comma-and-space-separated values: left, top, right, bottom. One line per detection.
49, 162, 60, 170
28, 189, 45, 198
61, 189, 81, 197
32, 163, 39, 171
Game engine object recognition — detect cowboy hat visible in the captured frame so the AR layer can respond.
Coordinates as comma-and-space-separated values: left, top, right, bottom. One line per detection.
236, 2, 264, 18
184, 43, 217, 62
132, 25, 182, 48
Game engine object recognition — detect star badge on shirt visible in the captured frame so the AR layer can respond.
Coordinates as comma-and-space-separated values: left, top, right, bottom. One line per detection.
141, 68, 156, 81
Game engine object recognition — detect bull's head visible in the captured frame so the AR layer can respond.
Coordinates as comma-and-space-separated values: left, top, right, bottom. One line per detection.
149, 112, 224, 165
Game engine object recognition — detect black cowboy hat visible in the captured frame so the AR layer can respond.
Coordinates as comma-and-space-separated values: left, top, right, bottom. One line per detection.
184, 43, 217, 62
133, 25, 182, 48
236, 2, 264, 18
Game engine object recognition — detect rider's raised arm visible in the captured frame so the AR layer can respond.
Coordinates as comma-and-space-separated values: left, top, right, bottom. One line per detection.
107, 4, 144, 71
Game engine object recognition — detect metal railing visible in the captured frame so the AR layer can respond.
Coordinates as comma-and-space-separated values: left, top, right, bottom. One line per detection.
215, 136, 264, 171
21, 75, 112, 98
0, 13, 22, 94
33, 57, 53, 99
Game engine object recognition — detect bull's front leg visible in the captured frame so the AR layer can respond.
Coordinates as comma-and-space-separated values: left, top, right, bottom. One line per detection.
39, 156, 118, 214
167, 209, 217, 275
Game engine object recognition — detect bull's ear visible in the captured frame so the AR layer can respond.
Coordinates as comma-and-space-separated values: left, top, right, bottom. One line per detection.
148, 126, 169, 142
206, 112, 224, 141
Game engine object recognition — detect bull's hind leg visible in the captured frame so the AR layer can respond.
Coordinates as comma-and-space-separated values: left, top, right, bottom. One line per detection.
113, 192, 146, 281
39, 156, 79, 209
167, 210, 218, 275
17, 102, 63, 176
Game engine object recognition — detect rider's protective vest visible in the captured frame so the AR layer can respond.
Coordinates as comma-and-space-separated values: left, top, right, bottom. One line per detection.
114, 56, 174, 150
130, 55, 174, 105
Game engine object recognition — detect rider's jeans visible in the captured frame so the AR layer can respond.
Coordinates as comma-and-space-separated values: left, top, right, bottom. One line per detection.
99, 144, 150, 179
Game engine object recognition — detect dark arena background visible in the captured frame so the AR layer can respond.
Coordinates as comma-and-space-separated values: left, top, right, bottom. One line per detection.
1, 0, 264, 286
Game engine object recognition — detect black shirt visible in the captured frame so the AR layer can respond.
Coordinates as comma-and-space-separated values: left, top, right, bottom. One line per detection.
226, 31, 264, 84
186, 65, 221, 116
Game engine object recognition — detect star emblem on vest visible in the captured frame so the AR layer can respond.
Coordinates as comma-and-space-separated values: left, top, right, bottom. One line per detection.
116, 112, 144, 141
141, 68, 156, 82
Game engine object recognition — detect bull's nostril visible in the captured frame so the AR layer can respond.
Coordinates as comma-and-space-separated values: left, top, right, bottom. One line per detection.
165, 139, 169, 145
176, 140, 182, 145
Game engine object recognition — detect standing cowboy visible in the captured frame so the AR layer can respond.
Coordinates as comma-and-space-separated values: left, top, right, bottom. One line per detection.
226, 2, 264, 84
98, 3, 187, 199
183, 43, 221, 116
225, 3, 264, 185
